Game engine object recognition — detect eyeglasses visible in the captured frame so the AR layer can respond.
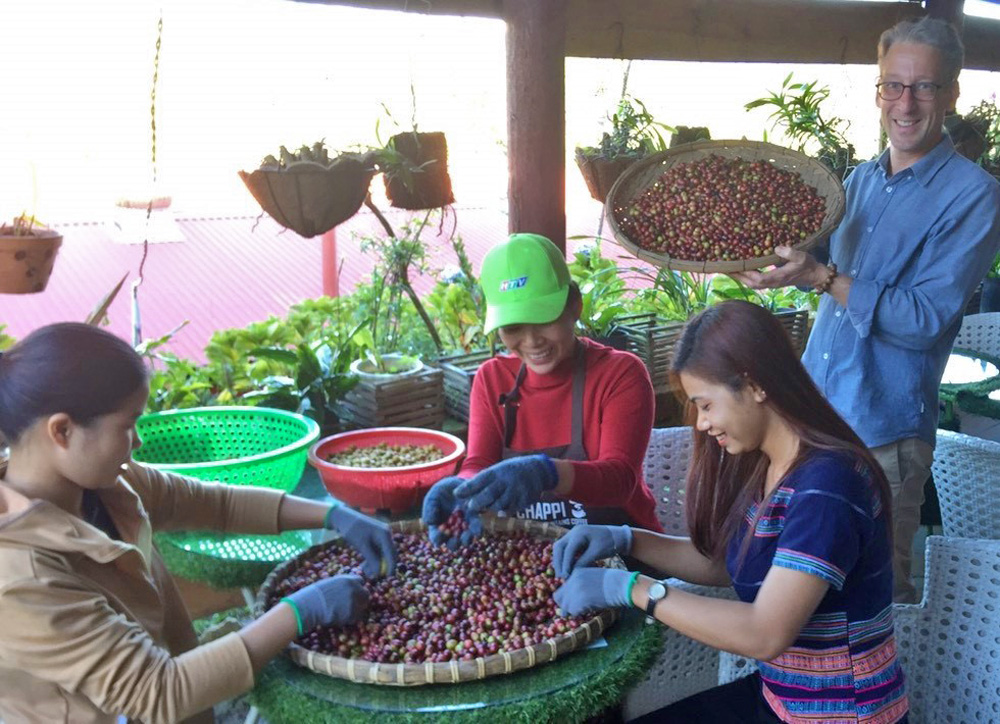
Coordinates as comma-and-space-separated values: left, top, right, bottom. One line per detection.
875, 81, 947, 101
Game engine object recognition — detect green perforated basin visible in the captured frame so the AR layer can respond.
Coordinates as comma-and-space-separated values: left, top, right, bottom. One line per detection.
134, 405, 320, 492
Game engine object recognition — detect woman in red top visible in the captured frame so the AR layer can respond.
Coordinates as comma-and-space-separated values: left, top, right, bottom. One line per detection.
423, 233, 661, 546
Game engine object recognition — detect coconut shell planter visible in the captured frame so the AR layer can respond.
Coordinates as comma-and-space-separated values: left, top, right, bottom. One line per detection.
0, 226, 63, 294
256, 517, 620, 686
606, 139, 846, 273
383, 131, 455, 210
239, 153, 375, 239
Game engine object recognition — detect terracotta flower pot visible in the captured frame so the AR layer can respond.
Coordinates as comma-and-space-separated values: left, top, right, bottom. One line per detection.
383, 131, 455, 210
239, 154, 374, 238
0, 228, 63, 294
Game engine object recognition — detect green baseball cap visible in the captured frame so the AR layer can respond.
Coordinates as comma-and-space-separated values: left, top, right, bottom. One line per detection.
480, 233, 571, 334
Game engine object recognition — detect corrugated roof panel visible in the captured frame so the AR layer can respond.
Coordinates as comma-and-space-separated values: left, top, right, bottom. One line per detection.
1, 204, 645, 361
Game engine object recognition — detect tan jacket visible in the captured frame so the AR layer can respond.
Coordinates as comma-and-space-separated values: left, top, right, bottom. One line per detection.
0, 462, 286, 724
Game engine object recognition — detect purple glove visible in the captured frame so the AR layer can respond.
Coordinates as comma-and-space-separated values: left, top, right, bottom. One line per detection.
325, 503, 397, 578
553, 567, 632, 616
552, 524, 633, 579
455, 454, 558, 515
282, 574, 369, 634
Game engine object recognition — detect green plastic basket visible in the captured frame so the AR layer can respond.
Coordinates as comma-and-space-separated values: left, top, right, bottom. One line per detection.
134, 406, 321, 588
134, 405, 320, 491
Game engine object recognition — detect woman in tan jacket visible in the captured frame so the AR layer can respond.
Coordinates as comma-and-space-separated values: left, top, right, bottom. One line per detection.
0, 322, 396, 724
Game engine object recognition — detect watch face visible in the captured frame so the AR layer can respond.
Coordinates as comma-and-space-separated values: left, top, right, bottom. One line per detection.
649, 582, 667, 600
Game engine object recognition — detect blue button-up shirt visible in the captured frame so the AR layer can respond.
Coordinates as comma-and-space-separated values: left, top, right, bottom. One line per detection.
803, 136, 1000, 448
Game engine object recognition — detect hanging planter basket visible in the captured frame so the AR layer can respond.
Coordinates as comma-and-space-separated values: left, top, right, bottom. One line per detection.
0, 228, 63, 294
383, 131, 455, 210
239, 154, 375, 239
574, 148, 643, 204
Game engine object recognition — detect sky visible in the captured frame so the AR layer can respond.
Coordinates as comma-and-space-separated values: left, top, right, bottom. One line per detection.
1, 0, 998, 225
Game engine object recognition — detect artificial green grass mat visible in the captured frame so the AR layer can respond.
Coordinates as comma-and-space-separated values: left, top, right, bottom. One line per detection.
250, 608, 663, 723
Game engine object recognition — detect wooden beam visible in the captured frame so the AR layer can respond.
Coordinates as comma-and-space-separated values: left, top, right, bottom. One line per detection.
305, 0, 1000, 70
926, 0, 965, 26
504, 0, 568, 252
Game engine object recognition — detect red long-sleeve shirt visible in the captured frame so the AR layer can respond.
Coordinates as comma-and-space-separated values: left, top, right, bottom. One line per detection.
460, 338, 662, 532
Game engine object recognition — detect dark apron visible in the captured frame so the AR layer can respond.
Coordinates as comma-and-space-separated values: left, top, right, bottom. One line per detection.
498, 342, 632, 529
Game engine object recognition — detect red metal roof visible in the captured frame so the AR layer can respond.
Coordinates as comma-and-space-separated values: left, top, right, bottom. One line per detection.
2, 203, 620, 361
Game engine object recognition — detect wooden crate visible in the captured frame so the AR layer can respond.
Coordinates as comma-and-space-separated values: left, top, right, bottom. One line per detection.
338, 367, 445, 429
433, 349, 494, 422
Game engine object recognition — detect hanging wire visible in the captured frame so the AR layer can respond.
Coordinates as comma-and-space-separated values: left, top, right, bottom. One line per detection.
132, 9, 163, 347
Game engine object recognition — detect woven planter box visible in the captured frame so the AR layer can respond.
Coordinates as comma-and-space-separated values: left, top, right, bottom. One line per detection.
338, 367, 445, 429
617, 308, 810, 393
775, 307, 810, 356
434, 349, 494, 422
615, 313, 686, 394
256, 517, 619, 686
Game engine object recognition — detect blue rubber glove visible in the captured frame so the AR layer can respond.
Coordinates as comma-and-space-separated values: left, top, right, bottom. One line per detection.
455, 454, 559, 515
422, 475, 468, 549
553, 567, 633, 616
552, 525, 633, 579
282, 574, 369, 634
325, 503, 397, 578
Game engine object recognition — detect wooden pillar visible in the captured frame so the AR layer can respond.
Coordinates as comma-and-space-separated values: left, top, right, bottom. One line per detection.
503, 0, 568, 253
925, 0, 965, 28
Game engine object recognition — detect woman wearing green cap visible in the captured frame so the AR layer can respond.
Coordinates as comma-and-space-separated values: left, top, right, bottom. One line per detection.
423, 233, 662, 546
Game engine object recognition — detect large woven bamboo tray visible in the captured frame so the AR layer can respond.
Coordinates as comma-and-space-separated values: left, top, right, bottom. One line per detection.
256, 516, 619, 686
605, 139, 846, 273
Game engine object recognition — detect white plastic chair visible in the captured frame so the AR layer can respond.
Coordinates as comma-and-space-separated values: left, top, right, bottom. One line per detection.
893, 536, 1000, 723
953, 312, 1000, 358
931, 430, 1000, 539
623, 426, 741, 721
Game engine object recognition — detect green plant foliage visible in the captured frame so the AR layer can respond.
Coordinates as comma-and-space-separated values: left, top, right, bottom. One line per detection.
568, 238, 630, 338
357, 212, 444, 355
745, 74, 857, 180
0, 325, 15, 351
578, 96, 673, 161
964, 96, 1000, 177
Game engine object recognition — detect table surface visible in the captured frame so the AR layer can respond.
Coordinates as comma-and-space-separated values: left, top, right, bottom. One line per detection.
250, 607, 658, 724
941, 351, 999, 386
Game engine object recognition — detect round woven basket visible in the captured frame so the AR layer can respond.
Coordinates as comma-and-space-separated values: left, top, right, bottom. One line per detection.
134, 406, 320, 491
256, 517, 620, 686
605, 139, 846, 273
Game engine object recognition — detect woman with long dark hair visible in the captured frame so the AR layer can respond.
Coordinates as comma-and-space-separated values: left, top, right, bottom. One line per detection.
553, 301, 908, 723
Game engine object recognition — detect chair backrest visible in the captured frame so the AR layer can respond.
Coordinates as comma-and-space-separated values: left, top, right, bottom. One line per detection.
931, 430, 1000, 539
953, 312, 1000, 358
894, 536, 1000, 723
642, 426, 695, 536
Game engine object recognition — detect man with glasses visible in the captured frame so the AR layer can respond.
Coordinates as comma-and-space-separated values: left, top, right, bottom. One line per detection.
736, 16, 1000, 603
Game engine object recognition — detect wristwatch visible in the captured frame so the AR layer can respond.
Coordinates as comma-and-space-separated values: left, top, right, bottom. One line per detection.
645, 580, 668, 616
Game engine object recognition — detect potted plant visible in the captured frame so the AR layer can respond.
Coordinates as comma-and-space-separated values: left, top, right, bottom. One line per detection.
238, 141, 375, 238
372, 129, 455, 211
745, 74, 857, 182
981, 253, 1000, 313
0, 214, 63, 294
962, 96, 1000, 179
575, 95, 673, 203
